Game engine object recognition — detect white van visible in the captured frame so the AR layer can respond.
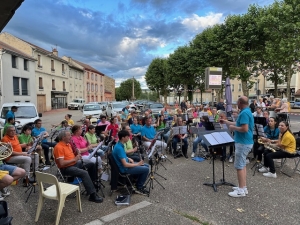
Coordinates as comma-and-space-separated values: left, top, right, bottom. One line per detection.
0, 102, 42, 132
68, 98, 85, 110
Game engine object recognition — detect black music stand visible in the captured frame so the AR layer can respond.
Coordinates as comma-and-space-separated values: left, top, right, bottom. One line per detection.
201, 131, 235, 192
251, 117, 267, 176
95, 125, 107, 138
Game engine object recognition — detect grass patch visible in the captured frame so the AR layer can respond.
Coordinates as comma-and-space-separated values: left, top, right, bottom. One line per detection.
174, 210, 210, 225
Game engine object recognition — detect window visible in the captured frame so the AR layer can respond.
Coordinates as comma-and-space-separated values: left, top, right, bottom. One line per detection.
37, 55, 42, 68
238, 84, 242, 92
91, 73, 94, 80
95, 84, 98, 92
63, 81, 66, 91
62, 64, 65, 74
100, 75, 102, 82
70, 83, 72, 92
87, 83, 90, 91
75, 71, 78, 79
254, 83, 258, 91
100, 85, 103, 93
231, 84, 234, 92
39, 77, 43, 89
13, 77, 28, 95
52, 79, 55, 90
79, 73, 82, 80
12, 55, 17, 68
91, 84, 94, 92
87, 72, 89, 79
95, 75, 97, 81
51, 60, 55, 72
24, 59, 28, 71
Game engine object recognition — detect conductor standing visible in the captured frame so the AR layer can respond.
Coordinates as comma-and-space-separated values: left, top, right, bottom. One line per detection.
220, 96, 254, 197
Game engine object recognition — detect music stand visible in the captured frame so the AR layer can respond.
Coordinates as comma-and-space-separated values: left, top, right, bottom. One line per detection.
251, 117, 267, 176
172, 126, 188, 158
95, 125, 107, 138
201, 131, 235, 192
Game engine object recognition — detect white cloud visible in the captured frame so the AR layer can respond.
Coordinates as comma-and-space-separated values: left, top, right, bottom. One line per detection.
181, 12, 224, 32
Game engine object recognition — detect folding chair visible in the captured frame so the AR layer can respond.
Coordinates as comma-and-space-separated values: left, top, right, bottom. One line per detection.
280, 137, 300, 177
107, 153, 135, 196
35, 171, 82, 225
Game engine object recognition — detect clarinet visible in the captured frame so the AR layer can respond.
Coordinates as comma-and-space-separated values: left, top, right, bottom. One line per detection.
132, 137, 143, 160
70, 139, 87, 170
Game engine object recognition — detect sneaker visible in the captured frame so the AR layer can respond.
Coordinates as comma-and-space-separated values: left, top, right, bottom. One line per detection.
263, 172, 277, 178
161, 155, 166, 159
228, 189, 246, 197
0, 187, 10, 196
258, 167, 269, 173
191, 152, 195, 158
232, 187, 248, 195
228, 156, 233, 163
135, 187, 149, 196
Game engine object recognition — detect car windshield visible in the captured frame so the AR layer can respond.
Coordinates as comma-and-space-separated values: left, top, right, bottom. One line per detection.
150, 104, 164, 109
113, 103, 127, 108
73, 99, 82, 103
1, 106, 37, 119
83, 105, 100, 111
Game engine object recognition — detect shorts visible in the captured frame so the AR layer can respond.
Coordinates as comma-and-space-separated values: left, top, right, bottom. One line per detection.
234, 143, 253, 169
0, 164, 17, 176
0, 171, 9, 179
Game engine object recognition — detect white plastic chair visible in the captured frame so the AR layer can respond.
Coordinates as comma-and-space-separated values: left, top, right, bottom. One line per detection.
35, 171, 82, 225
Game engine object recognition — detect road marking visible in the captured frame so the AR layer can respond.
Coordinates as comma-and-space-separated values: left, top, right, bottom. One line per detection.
100, 201, 152, 223
85, 220, 104, 225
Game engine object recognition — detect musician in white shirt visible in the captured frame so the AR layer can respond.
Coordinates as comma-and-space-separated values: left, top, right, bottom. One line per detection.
252, 106, 264, 117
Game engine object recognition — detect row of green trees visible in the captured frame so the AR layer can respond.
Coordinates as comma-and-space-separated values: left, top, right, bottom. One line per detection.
145, 0, 300, 102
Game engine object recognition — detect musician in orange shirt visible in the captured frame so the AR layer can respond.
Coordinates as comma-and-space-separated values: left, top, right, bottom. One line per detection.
53, 130, 103, 203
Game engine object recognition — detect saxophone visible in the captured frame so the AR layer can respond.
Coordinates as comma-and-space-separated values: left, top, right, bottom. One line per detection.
257, 138, 282, 153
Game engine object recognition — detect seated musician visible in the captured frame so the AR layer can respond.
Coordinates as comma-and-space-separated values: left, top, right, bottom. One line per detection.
127, 111, 137, 126
84, 125, 107, 155
112, 130, 149, 195
3, 117, 15, 135
130, 117, 142, 136
172, 117, 188, 158
71, 125, 103, 173
18, 125, 44, 163
54, 130, 103, 203
252, 106, 263, 117
259, 121, 296, 178
176, 109, 186, 122
32, 119, 56, 165
156, 115, 166, 131
254, 117, 279, 164
123, 126, 141, 162
81, 118, 91, 136
0, 165, 25, 198
141, 117, 167, 155
97, 115, 110, 139
107, 117, 120, 142
1, 125, 38, 186
56, 120, 69, 130
263, 110, 270, 124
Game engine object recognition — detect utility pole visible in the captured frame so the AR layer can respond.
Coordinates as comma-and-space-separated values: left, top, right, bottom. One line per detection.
131, 76, 136, 101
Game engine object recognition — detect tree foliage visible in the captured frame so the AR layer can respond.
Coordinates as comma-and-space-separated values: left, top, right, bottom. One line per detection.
116, 78, 142, 101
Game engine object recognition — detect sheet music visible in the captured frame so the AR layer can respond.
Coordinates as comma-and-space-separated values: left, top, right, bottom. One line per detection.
253, 124, 266, 136
190, 126, 205, 134
198, 112, 208, 118
172, 126, 187, 135
203, 134, 219, 145
219, 132, 234, 142
88, 141, 103, 159
27, 135, 43, 154
211, 133, 227, 144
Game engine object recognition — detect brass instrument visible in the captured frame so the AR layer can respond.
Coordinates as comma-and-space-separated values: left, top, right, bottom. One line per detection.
257, 138, 282, 153
0, 142, 13, 160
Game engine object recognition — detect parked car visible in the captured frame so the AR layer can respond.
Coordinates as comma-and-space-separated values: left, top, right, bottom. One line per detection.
144, 103, 164, 116
82, 103, 102, 118
292, 98, 300, 109
68, 98, 85, 110
289, 101, 295, 109
105, 102, 136, 117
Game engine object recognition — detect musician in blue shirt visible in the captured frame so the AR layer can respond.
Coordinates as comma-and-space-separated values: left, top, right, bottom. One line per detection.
32, 119, 56, 165
141, 117, 166, 156
130, 118, 142, 135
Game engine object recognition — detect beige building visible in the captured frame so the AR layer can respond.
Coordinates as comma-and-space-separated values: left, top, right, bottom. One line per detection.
0, 32, 70, 112
72, 60, 105, 103
104, 76, 115, 101
62, 56, 84, 103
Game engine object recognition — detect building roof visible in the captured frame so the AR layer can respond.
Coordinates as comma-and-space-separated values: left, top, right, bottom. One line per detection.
0, 0, 24, 32
0, 40, 35, 60
72, 59, 105, 76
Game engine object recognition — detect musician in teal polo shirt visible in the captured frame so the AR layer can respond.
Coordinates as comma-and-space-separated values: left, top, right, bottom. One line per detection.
141, 117, 166, 157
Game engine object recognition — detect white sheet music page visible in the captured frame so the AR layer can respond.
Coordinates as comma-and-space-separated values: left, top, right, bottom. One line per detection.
211, 132, 227, 144
219, 132, 234, 142
203, 134, 219, 145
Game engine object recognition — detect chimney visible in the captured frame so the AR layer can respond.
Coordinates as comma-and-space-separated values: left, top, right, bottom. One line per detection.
52, 48, 58, 56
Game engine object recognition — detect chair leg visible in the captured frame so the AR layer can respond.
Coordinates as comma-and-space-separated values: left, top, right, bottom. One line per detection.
55, 197, 65, 225
35, 195, 44, 222
76, 189, 82, 212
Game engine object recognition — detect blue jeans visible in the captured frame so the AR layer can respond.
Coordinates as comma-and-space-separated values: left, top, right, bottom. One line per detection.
41, 141, 57, 161
126, 164, 149, 189
192, 137, 208, 153
172, 137, 188, 155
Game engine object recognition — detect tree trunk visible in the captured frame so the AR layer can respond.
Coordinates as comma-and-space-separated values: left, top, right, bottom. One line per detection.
273, 72, 278, 98
200, 91, 203, 104
164, 92, 168, 104
183, 84, 188, 101
242, 80, 249, 97
286, 67, 292, 101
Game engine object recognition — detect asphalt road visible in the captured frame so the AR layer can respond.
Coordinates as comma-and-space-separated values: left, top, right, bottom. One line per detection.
5, 109, 300, 225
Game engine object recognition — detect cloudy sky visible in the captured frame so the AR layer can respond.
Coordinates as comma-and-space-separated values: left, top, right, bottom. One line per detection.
5, 0, 274, 88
